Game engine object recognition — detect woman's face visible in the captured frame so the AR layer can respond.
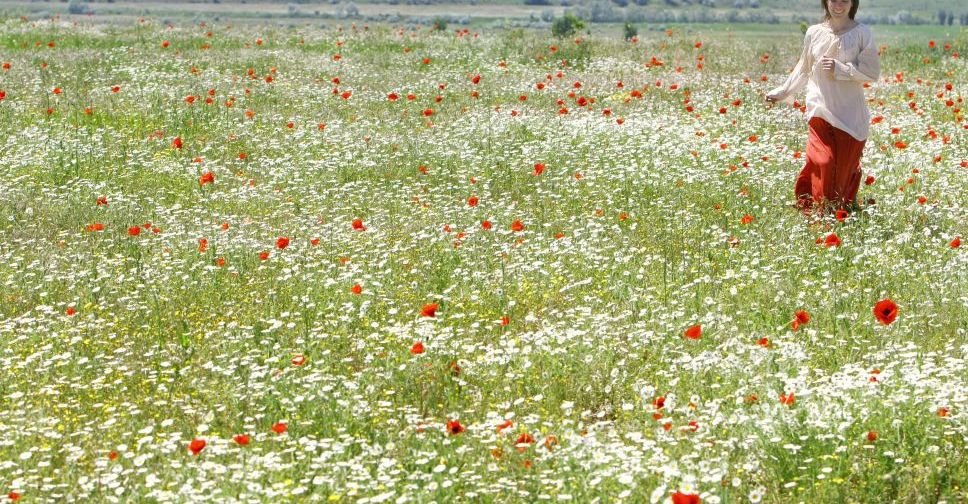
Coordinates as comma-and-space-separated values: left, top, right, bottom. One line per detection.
826, 0, 854, 20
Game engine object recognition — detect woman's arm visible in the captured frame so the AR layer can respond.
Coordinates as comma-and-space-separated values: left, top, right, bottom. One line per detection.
835, 29, 880, 83
767, 28, 813, 104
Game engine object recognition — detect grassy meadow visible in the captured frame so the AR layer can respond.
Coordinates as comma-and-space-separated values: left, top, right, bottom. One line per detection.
0, 13, 966, 503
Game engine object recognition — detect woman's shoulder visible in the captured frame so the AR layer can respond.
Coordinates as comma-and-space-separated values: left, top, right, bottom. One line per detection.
847, 23, 875, 43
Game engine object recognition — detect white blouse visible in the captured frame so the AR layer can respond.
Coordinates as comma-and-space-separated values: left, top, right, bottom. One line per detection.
769, 23, 880, 141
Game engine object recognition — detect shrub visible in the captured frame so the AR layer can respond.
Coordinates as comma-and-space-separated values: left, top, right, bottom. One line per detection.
623, 22, 637, 41
551, 12, 584, 38
431, 17, 447, 31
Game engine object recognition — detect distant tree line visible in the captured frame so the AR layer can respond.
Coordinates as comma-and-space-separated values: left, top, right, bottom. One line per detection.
63, 0, 968, 26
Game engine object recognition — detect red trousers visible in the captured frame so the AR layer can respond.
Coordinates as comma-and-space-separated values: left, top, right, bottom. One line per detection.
795, 117, 866, 212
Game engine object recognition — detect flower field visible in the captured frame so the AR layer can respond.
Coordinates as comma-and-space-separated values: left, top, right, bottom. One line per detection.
0, 15, 966, 503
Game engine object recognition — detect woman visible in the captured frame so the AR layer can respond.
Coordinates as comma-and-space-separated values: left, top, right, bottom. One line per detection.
766, 0, 880, 215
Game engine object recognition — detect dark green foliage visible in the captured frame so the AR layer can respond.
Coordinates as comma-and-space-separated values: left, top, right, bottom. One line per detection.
623, 23, 638, 41
551, 13, 585, 38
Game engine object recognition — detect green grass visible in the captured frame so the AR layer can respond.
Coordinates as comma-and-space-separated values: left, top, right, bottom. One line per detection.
0, 15, 966, 503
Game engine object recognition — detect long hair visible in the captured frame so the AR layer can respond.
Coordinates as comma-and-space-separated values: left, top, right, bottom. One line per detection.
821, 0, 859, 20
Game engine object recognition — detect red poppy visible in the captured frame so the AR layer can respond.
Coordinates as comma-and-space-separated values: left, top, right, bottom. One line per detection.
188, 438, 206, 455
233, 434, 251, 446
86, 222, 105, 232
481, 220, 492, 230
66, 306, 77, 316
683, 324, 702, 340
740, 214, 754, 225
387, 92, 399, 101
108, 451, 119, 461
128, 226, 141, 236
0, 90, 5, 101
291, 354, 306, 366
873, 299, 898, 325
467, 195, 479, 207
258, 251, 270, 261
199, 171, 214, 186
352, 218, 366, 231
671, 492, 701, 504
823, 233, 841, 248
198, 238, 208, 253
510, 220, 525, 232
533, 163, 545, 176
937, 407, 949, 417
951, 236, 961, 248
515, 432, 536, 451
779, 393, 795, 406
421, 303, 438, 317
422, 108, 433, 117
446, 419, 464, 435
492, 419, 513, 434
866, 431, 878, 442
161, 40, 170, 48
756, 337, 770, 348
7, 492, 21, 502
271, 422, 288, 434
276, 237, 290, 250
172, 137, 183, 149
350, 284, 362, 295
795, 310, 810, 325
653, 396, 665, 409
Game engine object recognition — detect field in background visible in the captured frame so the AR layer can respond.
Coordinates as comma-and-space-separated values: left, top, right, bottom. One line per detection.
1, 0, 966, 27
0, 10, 966, 504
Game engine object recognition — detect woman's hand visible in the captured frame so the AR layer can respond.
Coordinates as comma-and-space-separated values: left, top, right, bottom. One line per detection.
820, 57, 839, 74
765, 92, 781, 104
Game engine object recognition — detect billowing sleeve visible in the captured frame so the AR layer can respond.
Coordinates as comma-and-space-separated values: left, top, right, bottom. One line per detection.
835, 29, 879, 82
768, 28, 813, 104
